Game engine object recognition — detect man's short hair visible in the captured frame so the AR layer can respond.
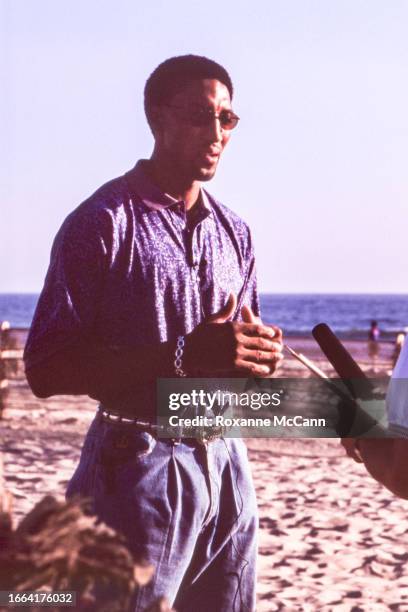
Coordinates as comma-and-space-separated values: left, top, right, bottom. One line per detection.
144, 54, 234, 130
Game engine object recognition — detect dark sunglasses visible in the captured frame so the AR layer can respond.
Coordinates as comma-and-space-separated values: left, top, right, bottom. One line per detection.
164, 105, 240, 130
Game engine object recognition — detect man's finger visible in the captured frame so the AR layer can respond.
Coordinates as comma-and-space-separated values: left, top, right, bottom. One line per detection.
207, 293, 237, 323
241, 304, 261, 324
239, 348, 283, 364
240, 323, 276, 339
238, 336, 283, 352
241, 307, 284, 349
341, 438, 364, 463
235, 359, 271, 377
268, 325, 283, 341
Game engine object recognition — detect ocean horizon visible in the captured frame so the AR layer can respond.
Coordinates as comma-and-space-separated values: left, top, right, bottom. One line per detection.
1, 292, 408, 341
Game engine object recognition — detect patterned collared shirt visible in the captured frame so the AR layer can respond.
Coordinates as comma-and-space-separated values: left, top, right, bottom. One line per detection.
24, 160, 260, 409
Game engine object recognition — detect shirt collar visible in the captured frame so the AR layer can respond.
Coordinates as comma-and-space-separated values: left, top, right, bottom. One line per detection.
125, 159, 213, 217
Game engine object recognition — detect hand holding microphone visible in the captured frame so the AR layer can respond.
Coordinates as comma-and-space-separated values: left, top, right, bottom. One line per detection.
312, 323, 385, 441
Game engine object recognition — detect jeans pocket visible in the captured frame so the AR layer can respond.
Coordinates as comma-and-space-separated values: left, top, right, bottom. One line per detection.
99, 428, 156, 462
97, 428, 157, 494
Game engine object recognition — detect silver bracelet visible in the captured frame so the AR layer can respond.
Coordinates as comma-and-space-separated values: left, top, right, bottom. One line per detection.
174, 335, 187, 377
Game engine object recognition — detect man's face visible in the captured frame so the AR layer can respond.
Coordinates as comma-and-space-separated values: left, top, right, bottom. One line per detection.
154, 79, 234, 182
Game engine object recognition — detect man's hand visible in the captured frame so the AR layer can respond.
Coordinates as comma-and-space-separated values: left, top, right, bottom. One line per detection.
184, 294, 283, 377
241, 303, 283, 376
341, 438, 364, 463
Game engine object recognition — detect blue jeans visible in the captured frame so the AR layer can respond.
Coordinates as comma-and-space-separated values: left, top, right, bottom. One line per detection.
66, 412, 258, 611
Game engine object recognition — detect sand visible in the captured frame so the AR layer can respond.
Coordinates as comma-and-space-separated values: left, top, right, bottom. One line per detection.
2, 338, 408, 611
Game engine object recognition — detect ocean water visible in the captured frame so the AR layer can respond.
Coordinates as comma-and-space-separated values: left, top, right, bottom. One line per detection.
260, 294, 408, 340
1, 293, 408, 340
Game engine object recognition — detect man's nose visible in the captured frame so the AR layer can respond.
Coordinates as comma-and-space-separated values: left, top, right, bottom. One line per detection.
205, 116, 223, 143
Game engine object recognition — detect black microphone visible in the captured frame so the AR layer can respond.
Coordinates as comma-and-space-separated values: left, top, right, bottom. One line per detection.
312, 323, 382, 436
312, 323, 375, 399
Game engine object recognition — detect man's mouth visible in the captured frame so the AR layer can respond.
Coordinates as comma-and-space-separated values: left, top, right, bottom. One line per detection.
201, 150, 221, 165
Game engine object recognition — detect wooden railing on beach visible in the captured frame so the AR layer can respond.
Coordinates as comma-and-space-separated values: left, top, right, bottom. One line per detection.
0, 322, 28, 418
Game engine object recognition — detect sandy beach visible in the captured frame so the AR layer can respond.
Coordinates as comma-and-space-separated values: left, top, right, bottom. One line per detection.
1, 335, 408, 611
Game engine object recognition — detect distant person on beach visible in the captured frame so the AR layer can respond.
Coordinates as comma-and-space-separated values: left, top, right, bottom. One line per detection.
367, 319, 380, 373
23, 55, 283, 611
368, 320, 380, 356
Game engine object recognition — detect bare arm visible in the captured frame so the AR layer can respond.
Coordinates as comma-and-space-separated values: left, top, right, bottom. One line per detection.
359, 438, 408, 498
342, 437, 408, 499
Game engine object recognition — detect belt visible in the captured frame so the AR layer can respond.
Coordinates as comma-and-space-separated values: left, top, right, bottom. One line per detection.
98, 407, 224, 446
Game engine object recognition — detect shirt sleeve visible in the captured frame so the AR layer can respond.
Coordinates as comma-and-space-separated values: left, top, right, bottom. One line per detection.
386, 339, 408, 437
236, 225, 261, 320
240, 255, 261, 318
24, 207, 109, 370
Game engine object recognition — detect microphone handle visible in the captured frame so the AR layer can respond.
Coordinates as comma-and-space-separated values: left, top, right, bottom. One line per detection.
312, 323, 376, 399
312, 323, 384, 436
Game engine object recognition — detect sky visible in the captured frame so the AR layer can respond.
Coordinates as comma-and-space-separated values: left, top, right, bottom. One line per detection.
2, 0, 408, 293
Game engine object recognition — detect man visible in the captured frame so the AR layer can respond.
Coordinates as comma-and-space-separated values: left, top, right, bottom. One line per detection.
24, 55, 283, 611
